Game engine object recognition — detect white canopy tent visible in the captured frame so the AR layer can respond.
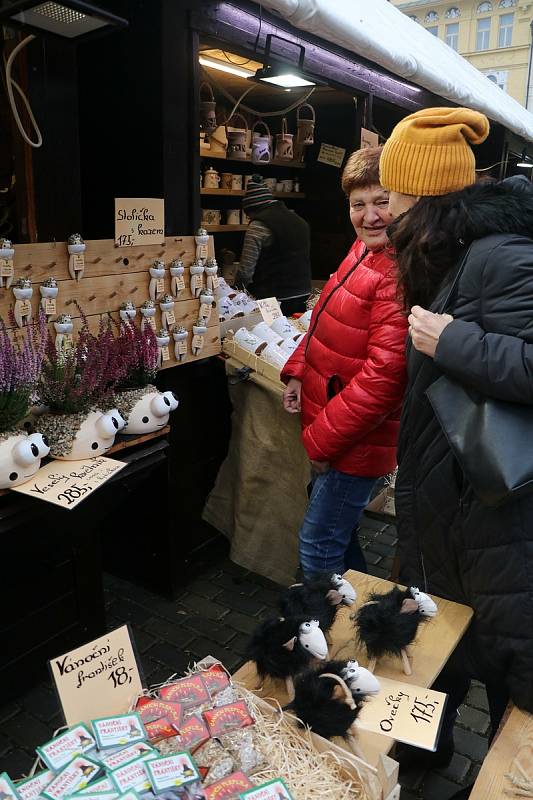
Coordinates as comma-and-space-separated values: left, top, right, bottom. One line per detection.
250, 0, 533, 142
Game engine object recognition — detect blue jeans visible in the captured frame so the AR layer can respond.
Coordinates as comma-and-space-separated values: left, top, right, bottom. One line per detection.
299, 469, 377, 578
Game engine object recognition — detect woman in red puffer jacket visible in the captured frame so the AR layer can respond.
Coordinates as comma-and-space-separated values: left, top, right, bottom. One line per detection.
281, 147, 407, 578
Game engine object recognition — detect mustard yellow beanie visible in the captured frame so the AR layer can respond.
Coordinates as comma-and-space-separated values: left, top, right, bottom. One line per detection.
379, 107, 490, 196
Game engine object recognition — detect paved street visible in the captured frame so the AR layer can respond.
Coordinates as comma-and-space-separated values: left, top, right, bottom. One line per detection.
0, 515, 487, 799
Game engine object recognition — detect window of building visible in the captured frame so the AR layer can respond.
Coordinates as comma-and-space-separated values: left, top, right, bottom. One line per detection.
426, 25, 438, 35
425, 10, 439, 23
476, 16, 491, 49
445, 7, 461, 17
498, 0, 516, 7
498, 13, 514, 47
477, 1, 492, 11
445, 22, 459, 49
484, 70, 508, 91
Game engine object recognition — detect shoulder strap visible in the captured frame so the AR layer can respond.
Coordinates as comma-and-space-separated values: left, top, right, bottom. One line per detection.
436, 244, 472, 314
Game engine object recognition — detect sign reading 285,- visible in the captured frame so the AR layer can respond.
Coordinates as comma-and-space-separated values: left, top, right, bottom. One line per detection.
50, 625, 144, 726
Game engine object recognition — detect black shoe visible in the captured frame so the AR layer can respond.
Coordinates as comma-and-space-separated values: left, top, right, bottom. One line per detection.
396, 738, 454, 774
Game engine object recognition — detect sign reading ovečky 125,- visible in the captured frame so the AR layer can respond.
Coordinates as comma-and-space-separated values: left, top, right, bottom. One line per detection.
115, 198, 165, 247
50, 625, 144, 726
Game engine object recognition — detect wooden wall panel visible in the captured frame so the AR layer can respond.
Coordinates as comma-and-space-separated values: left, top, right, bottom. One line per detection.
6, 235, 220, 370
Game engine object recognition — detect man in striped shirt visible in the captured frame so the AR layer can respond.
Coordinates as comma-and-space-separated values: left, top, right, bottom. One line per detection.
235, 175, 311, 316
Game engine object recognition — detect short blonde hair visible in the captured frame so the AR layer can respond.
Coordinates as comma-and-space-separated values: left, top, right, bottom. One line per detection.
341, 146, 383, 196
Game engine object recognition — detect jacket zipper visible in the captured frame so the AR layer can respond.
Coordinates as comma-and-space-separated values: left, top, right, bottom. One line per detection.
304, 246, 368, 357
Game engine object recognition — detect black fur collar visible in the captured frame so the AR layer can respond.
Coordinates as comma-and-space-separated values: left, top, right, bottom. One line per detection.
438, 175, 533, 242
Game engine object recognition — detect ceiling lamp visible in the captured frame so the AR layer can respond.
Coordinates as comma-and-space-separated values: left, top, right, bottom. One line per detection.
517, 149, 533, 168
0, 0, 128, 39
199, 55, 254, 79
250, 34, 319, 88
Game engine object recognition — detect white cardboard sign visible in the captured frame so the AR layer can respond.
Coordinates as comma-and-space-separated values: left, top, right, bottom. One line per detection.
257, 297, 283, 326
49, 625, 144, 727
355, 676, 447, 751
115, 198, 165, 247
12, 456, 126, 509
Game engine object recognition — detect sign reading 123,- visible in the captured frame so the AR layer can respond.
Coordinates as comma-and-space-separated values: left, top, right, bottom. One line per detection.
115, 198, 165, 247
49, 625, 144, 726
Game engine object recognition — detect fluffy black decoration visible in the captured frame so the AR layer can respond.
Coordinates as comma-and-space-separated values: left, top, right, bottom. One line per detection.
290, 660, 363, 739
279, 574, 338, 633
246, 616, 317, 679
355, 587, 424, 659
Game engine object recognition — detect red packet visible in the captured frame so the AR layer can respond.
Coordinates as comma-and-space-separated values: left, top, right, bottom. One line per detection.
160, 675, 210, 709
199, 767, 209, 780
145, 718, 177, 743
203, 702, 254, 737
136, 698, 184, 728
203, 772, 253, 800
200, 665, 231, 695
178, 714, 210, 752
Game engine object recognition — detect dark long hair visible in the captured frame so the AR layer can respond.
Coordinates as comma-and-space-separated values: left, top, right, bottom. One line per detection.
389, 192, 472, 311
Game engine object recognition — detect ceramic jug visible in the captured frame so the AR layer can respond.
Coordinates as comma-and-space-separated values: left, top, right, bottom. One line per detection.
251, 119, 272, 164
275, 117, 294, 161
203, 167, 220, 189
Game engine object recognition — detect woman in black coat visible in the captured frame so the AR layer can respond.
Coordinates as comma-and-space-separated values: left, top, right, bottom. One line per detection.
379, 107, 533, 770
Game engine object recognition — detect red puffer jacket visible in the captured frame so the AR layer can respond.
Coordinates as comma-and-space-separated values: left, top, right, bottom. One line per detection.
281, 240, 408, 477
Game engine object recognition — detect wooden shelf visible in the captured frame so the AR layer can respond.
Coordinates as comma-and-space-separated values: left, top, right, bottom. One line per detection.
200, 150, 305, 169
204, 224, 248, 232
201, 188, 305, 198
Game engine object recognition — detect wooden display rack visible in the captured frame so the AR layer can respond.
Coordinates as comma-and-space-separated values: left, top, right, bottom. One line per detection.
234, 569, 473, 768
4, 236, 221, 368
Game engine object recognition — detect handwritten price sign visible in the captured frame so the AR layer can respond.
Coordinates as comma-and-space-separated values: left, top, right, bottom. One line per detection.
50, 625, 144, 726
11, 456, 126, 509
257, 297, 283, 326
355, 676, 446, 751
115, 198, 165, 247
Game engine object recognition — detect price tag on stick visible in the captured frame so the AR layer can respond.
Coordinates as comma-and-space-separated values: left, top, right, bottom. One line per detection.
49, 624, 144, 726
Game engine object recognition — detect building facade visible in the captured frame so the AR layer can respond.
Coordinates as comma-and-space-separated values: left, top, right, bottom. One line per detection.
391, 0, 533, 107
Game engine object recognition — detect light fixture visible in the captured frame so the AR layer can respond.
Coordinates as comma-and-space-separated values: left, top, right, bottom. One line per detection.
517, 148, 533, 168
198, 55, 254, 80
250, 34, 320, 88
0, 0, 128, 39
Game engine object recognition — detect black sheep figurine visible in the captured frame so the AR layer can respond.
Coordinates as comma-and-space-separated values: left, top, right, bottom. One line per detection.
279, 573, 357, 634
354, 586, 438, 675
290, 659, 380, 759
246, 616, 329, 700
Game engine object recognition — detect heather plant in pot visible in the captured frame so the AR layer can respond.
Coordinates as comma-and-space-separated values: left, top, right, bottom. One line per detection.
111, 320, 178, 434
0, 310, 50, 488
37, 313, 127, 460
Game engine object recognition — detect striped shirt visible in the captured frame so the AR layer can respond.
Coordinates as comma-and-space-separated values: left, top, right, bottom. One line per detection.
235, 220, 273, 288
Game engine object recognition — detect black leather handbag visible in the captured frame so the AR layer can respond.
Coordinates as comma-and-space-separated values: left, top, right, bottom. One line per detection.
426, 247, 533, 508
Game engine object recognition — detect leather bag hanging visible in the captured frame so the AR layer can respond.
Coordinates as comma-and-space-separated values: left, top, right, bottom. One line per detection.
426, 246, 533, 507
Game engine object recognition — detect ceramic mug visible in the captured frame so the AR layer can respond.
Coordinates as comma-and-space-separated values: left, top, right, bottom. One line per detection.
261, 342, 289, 369
265, 178, 277, 192
227, 209, 241, 225
203, 168, 220, 188
275, 182, 283, 193
241, 210, 250, 225
252, 321, 284, 345
282, 179, 294, 193
271, 316, 298, 339
201, 209, 221, 225
221, 173, 233, 190
279, 337, 300, 355
234, 327, 266, 354
231, 174, 243, 191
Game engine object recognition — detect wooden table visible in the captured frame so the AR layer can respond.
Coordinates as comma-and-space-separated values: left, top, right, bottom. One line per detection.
233, 569, 473, 766
470, 705, 533, 799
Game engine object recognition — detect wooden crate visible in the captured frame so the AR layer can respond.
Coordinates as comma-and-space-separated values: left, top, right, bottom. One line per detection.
4, 236, 221, 368
248, 694, 398, 800
222, 336, 284, 387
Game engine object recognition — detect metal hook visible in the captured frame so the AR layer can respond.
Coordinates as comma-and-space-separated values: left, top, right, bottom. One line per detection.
135, 252, 145, 260
88, 294, 96, 302
115, 255, 123, 263
131, 286, 138, 294
91, 257, 101, 264
47, 261, 56, 268
109, 291, 117, 299
24, 264, 32, 271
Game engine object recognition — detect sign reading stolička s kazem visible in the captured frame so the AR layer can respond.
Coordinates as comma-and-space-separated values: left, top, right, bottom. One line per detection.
114, 198, 165, 247
49, 625, 144, 726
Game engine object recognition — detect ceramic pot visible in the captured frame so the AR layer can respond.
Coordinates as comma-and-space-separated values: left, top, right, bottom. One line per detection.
226, 209, 240, 225
234, 327, 267, 354
40, 285, 58, 299
252, 321, 283, 345
252, 119, 272, 164
275, 117, 294, 161
0, 239, 14, 261
271, 316, 299, 339
199, 82, 217, 134
261, 342, 289, 369
226, 113, 248, 160
0, 432, 50, 489
13, 286, 32, 300
116, 387, 178, 434
38, 408, 125, 461
296, 103, 316, 145
220, 173, 233, 190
